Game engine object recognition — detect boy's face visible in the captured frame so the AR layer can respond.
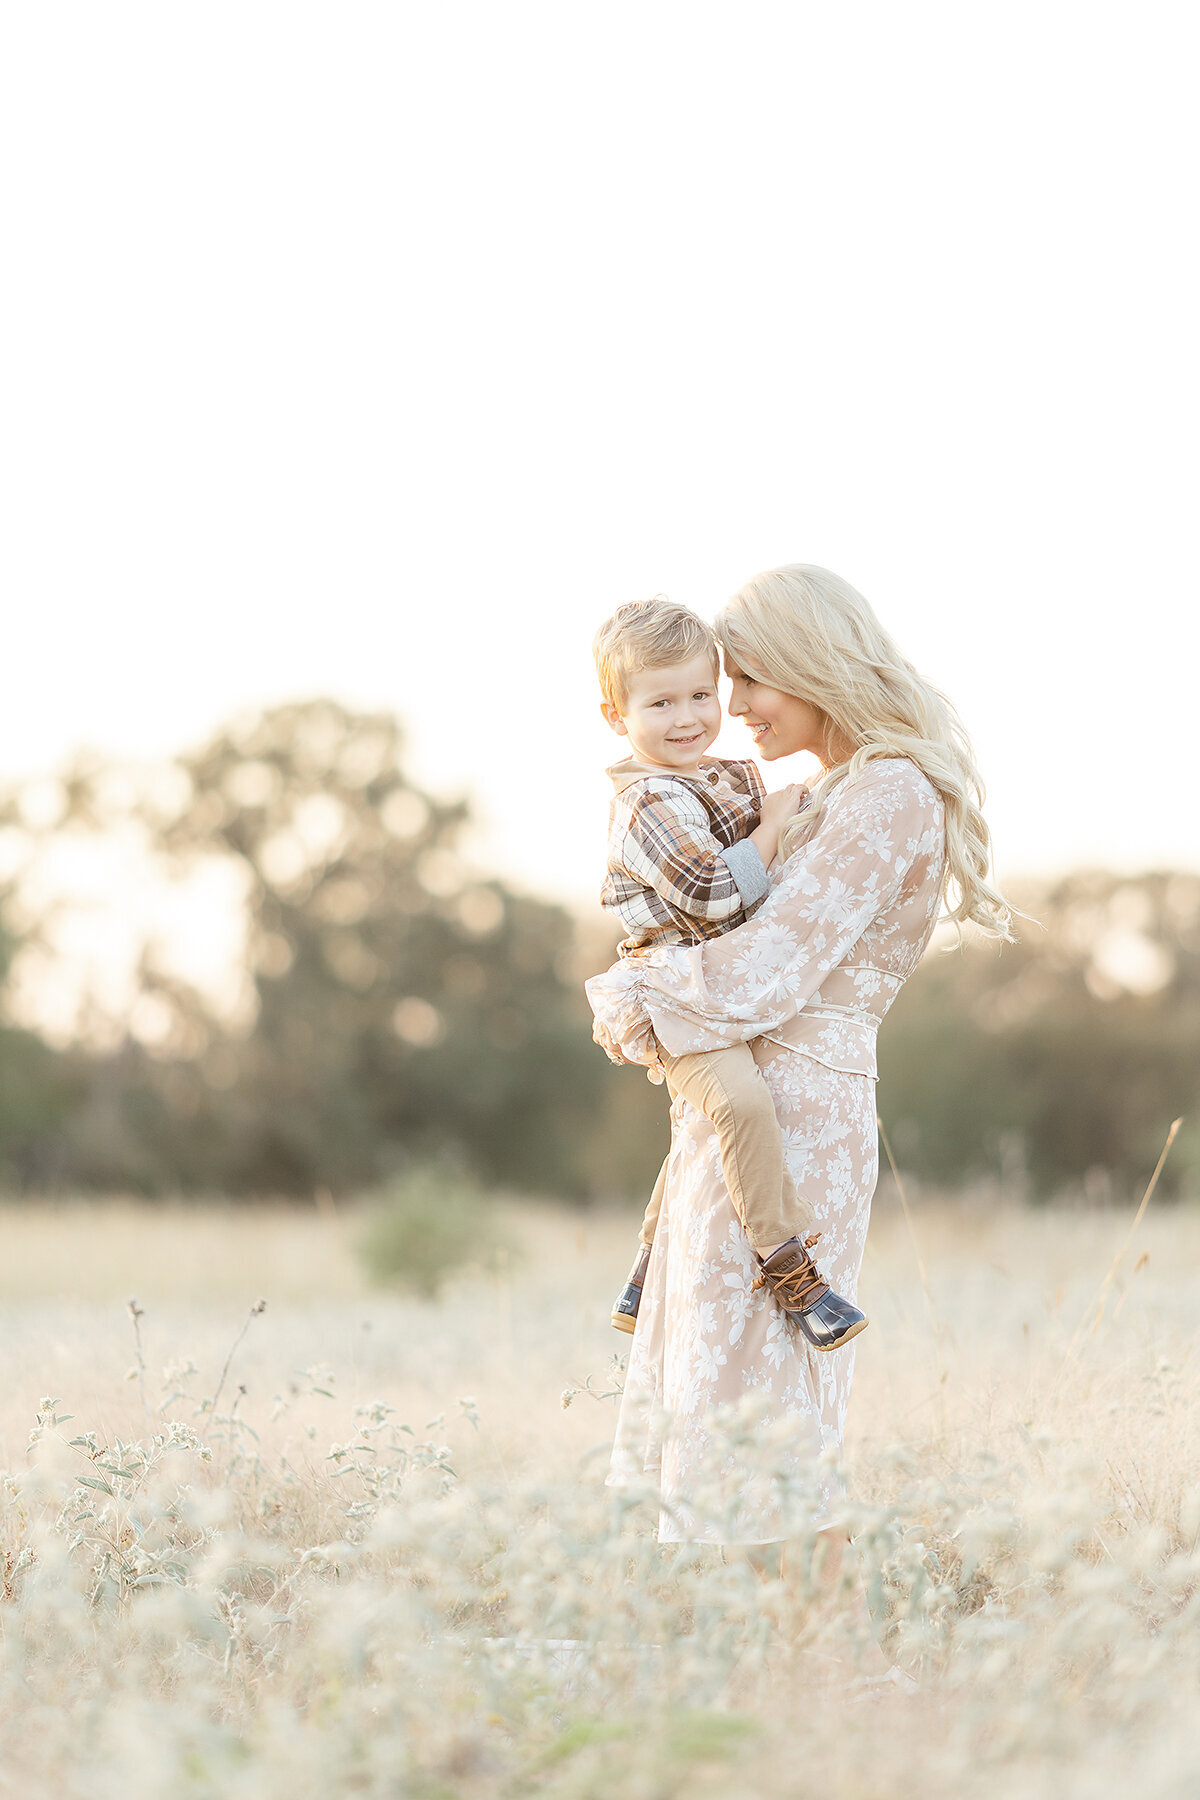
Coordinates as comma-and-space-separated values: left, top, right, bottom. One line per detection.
601, 654, 723, 773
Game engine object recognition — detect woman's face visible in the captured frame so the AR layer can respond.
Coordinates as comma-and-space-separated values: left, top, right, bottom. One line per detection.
724, 654, 845, 765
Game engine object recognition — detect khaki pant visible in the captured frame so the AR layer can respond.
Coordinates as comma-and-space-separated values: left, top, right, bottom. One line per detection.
638, 1041, 816, 1252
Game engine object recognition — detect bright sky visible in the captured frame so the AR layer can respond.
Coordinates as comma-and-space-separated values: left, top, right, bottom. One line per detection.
3, 2, 1197, 917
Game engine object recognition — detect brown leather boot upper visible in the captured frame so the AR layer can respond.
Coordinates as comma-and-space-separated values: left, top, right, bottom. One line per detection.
753, 1235, 830, 1314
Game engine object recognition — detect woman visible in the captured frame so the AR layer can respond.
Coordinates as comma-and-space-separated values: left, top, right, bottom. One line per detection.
603, 564, 1011, 1547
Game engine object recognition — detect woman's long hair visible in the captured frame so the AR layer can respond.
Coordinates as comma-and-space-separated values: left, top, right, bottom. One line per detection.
717, 564, 1013, 938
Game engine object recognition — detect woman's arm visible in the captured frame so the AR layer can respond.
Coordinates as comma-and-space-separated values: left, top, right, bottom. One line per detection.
638, 760, 944, 1053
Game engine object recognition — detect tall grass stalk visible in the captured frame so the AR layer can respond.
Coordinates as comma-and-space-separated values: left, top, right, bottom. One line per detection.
1057, 1116, 1183, 1381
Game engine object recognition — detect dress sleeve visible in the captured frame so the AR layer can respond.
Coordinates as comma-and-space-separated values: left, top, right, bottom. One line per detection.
637, 761, 942, 1052
621, 788, 757, 924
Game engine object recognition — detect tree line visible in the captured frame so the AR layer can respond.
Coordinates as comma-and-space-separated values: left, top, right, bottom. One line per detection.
0, 701, 1194, 1203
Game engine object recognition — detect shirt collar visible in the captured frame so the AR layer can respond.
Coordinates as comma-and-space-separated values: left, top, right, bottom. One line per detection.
606, 755, 732, 796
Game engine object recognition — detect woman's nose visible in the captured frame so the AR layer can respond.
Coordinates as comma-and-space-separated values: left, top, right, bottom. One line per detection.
728, 684, 746, 716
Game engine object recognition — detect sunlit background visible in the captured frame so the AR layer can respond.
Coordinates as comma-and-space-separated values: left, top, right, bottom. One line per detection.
4, 16, 1200, 1789
0, 3, 1197, 1203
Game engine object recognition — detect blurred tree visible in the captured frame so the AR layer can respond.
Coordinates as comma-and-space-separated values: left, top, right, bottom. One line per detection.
0, 700, 666, 1199
0, 892, 78, 1186
878, 871, 1199, 1197
153, 699, 636, 1193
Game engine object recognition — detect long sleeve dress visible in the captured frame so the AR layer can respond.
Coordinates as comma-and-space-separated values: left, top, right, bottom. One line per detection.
597, 757, 946, 1544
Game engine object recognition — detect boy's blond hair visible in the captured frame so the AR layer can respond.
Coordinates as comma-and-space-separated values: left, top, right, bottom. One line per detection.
593, 596, 720, 711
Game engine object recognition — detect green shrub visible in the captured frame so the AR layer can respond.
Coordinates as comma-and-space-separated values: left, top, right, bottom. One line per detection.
357, 1163, 509, 1299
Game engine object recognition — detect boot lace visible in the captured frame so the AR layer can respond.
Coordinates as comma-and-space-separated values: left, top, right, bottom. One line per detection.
752, 1234, 828, 1310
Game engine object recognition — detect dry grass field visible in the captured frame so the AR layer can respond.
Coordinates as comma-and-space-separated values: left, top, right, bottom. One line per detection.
1, 1183, 1199, 1799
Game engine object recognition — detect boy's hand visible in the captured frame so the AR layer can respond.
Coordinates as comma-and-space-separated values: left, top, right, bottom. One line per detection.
757, 783, 808, 831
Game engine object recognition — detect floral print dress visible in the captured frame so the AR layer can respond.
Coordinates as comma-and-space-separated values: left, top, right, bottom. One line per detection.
595, 757, 946, 1543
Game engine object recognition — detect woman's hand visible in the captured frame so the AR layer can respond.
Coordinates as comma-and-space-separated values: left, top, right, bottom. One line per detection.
749, 783, 808, 868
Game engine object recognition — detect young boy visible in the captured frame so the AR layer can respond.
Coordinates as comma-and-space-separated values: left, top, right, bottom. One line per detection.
588, 596, 867, 1353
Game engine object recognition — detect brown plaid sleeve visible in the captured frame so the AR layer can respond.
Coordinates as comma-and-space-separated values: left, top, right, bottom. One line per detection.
619, 786, 750, 924
742, 761, 767, 809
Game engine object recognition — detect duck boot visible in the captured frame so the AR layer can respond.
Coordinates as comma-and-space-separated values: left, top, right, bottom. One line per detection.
753, 1235, 868, 1351
611, 1245, 651, 1334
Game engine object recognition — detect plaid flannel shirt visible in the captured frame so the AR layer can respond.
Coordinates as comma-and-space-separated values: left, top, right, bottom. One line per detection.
601, 756, 769, 955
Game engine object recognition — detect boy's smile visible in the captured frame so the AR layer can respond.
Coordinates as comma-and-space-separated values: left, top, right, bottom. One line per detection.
601, 653, 723, 774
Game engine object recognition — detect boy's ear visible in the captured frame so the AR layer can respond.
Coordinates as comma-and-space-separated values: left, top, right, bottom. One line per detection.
600, 701, 629, 737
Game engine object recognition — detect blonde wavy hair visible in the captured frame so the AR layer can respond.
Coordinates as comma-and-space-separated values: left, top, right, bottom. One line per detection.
717, 564, 1013, 938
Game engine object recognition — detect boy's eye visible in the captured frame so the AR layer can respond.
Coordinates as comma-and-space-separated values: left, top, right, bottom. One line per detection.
693, 691, 711, 700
